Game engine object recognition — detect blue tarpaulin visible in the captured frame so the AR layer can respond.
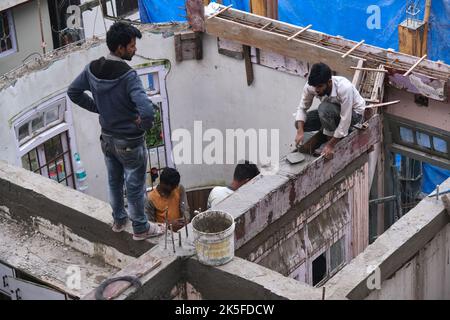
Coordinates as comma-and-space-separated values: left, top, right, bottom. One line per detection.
139, 0, 450, 63
422, 163, 450, 194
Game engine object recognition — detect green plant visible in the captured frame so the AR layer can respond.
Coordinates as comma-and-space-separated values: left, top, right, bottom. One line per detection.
145, 107, 163, 148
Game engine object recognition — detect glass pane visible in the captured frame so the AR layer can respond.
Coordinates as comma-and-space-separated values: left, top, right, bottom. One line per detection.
56, 158, 66, 181
330, 238, 344, 272
44, 135, 63, 162
45, 107, 60, 124
433, 137, 448, 154
21, 150, 39, 172
416, 132, 431, 149
48, 163, 58, 181
399, 127, 414, 144
18, 123, 29, 141
31, 114, 44, 133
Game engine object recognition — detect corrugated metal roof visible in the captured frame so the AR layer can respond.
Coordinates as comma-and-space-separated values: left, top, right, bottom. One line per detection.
1, 0, 32, 12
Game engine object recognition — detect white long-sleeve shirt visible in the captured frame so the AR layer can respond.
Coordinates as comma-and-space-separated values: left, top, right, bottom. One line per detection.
294, 76, 366, 138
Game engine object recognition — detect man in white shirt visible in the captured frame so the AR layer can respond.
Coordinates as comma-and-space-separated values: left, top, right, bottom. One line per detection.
207, 161, 260, 208
294, 63, 366, 159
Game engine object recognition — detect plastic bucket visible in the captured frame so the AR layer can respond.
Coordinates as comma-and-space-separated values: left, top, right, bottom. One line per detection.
191, 210, 235, 266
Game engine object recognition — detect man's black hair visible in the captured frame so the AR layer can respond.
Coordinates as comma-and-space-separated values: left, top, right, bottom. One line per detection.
308, 63, 332, 87
106, 21, 142, 52
160, 168, 181, 187
233, 161, 260, 182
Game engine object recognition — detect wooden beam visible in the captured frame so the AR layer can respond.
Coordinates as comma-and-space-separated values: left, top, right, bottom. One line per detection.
205, 16, 359, 77
366, 100, 400, 109
350, 66, 388, 73
342, 40, 365, 58
404, 54, 427, 76
352, 59, 365, 88
287, 24, 312, 41
250, 0, 267, 17
243, 45, 254, 86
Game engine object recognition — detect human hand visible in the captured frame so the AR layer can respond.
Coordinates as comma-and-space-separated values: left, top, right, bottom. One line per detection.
295, 130, 304, 146
321, 143, 335, 160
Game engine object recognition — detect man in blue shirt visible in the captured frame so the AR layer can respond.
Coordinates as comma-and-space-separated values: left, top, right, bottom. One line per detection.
68, 22, 164, 240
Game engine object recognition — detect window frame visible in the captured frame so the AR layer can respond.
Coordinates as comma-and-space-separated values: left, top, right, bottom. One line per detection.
12, 93, 81, 190
135, 64, 175, 189
0, 9, 17, 58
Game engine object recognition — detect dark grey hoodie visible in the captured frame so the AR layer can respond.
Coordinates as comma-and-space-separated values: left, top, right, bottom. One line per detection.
68, 57, 155, 139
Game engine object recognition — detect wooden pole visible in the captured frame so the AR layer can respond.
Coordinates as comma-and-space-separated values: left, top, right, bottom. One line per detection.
37, 0, 46, 54
422, 0, 432, 55
404, 54, 427, 76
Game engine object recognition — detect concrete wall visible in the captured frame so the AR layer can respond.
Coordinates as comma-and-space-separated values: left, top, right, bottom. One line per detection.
366, 223, 450, 300
1, 0, 53, 75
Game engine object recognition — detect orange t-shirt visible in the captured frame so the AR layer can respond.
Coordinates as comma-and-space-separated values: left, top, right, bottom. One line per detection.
148, 187, 181, 223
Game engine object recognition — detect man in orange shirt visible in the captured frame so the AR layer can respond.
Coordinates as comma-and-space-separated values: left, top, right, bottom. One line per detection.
145, 168, 190, 231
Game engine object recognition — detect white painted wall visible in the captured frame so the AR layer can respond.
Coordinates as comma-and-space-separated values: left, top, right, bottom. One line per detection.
0, 31, 309, 202
366, 224, 450, 300
80, 0, 140, 39
385, 87, 450, 132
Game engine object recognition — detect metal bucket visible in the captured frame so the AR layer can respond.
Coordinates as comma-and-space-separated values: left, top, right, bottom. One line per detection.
191, 210, 235, 266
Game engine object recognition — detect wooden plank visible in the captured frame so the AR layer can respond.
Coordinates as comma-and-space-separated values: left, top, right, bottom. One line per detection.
352, 59, 365, 88
342, 40, 365, 58
350, 66, 388, 73
404, 54, 427, 76
250, 0, 267, 17
175, 34, 183, 62
207, 4, 233, 20
205, 16, 359, 77
287, 24, 313, 41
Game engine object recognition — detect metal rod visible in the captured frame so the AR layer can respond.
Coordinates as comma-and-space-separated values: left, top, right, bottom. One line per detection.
164, 208, 168, 249
170, 224, 176, 253
178, 231, 182, 247
436, 184, 440, 200
428, 188, 450, 198
184, 216, 189, 238
369, 195, 398, 205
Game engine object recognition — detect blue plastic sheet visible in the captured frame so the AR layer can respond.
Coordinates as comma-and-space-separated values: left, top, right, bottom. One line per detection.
139, 0, 449, 63
422, 163, 450, 194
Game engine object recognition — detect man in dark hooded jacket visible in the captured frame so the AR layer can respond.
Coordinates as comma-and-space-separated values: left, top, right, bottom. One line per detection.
68, 22, 164, 240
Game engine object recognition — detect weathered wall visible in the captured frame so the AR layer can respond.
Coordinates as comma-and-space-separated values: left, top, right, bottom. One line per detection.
324, 178, 450, 300
235, 157, 369, 284
1, 0, 53, 75
366, 223, 450, 300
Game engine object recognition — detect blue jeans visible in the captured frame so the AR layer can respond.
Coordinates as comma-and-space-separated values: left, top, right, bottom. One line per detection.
100, 134, 149, 234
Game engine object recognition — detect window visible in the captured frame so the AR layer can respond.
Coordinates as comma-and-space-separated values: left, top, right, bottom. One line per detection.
399, 127, 414, 144
416, 131, 431, 149
136, 66, 174, 190
433, 137, 448, 154
0, 10, 17, 57
13, 95, 78, 190
310, 237, 346, 286
21, 131, 75, 188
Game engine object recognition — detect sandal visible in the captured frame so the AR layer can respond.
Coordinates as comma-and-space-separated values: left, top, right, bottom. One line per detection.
133, 222, 165, 241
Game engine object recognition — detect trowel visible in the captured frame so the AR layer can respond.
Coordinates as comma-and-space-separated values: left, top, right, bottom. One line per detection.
287, 144, 306, 164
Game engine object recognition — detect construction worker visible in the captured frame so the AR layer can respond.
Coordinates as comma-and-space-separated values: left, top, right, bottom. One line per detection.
207, 161, 260, 208
68, 22, 164, 240
294, 62, 366, 159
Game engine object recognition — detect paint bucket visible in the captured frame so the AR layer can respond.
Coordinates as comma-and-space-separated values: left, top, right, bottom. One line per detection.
191, 210, 235, 266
